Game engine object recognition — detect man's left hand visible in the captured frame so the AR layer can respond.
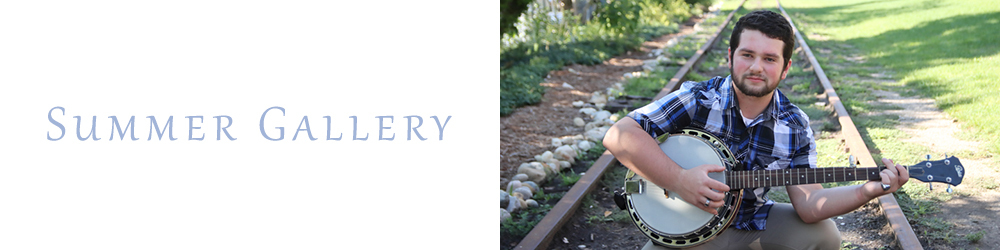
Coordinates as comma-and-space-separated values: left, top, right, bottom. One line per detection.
861, 158, 909, 199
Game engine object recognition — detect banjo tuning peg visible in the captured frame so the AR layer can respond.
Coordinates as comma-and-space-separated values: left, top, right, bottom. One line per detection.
946, 185, 954, 194
848, 155, 856, 168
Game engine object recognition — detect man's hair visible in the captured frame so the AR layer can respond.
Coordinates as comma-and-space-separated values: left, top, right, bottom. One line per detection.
729, 10, 795, 71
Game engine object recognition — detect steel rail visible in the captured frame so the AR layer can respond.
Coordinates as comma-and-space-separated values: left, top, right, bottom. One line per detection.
513, 1, 747, 249
776, 2, 923, 249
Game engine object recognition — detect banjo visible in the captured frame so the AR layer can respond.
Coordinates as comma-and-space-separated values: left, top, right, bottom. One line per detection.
613, 129, 965, 248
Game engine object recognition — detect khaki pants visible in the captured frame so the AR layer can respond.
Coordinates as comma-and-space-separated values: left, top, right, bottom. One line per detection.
642, 203, 841, 250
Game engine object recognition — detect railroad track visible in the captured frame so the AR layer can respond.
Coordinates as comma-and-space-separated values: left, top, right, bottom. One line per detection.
511, 0, 924, 249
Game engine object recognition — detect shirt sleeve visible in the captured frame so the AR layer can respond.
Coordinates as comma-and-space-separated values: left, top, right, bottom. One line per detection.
791, 121, 818, 169
626, 81, 702, 139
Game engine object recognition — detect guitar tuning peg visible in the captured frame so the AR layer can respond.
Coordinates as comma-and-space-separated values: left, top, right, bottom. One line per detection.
947, 185, 954, 194
926, 154, 931, 161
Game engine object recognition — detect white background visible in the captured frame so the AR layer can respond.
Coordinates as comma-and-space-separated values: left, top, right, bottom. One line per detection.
0, 1, 496, 249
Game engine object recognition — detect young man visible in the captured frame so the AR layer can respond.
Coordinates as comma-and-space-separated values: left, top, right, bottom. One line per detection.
602, 10, 909, 249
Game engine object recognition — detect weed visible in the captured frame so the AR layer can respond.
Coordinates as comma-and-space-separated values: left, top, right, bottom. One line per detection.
501, 203, 553, 238
917, 218, 955, 244
966, 230, 985, 243
623, 69, 679, 98
559, 169, 582, 186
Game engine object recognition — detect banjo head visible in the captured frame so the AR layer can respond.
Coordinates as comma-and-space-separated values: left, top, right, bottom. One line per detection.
623, 129, 741, 248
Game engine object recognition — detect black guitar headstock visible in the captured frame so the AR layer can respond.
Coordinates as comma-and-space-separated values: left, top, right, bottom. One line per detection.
908, 156, 964, 187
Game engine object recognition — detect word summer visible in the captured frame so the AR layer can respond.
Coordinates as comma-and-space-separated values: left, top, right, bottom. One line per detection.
46, 106, 452, 141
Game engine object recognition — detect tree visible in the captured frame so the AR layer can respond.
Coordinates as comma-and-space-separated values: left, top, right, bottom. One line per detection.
501, 0, 533, 36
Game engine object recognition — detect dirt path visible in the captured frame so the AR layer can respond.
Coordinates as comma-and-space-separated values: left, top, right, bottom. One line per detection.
499, 16, 705, 188
812, 37, 1000, 248
870, 90, 1000, 249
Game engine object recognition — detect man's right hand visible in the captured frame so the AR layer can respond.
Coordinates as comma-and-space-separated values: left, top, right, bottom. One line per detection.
668, 164, 731, 215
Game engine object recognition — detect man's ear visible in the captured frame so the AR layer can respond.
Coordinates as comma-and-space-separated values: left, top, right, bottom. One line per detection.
780, 59, 792, 80
727, 47, 732, 68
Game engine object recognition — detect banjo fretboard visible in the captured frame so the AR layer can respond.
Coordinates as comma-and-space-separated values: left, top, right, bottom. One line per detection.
725, 167, 883, 190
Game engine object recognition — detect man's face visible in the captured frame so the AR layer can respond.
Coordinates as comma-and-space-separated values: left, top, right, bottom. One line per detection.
729, 29, 790, 98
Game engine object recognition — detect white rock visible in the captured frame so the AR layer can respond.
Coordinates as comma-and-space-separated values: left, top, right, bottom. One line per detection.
521, 181, 539, 192
506, 195, 523, 213
544, 161, 562, 173
578, 141, 594, 151
562, 82, 575, 89
506, 180, 522, 193
559, 161, 571, 170
501, 208, 512, 222
573, 117, 586, 127
584, 121, 598, 132
531, 161, 554, 176
514, 186, 533, 199
512, 173, 529, 182
572, 100, 585, 108
592, 110, 612, 121
517, 163, 547, 183
551, 138, 563, 147
560, 136, 577, 145
501, 190, 511, 208
585, 127, 610, 142
554, 145, 577, 163
536, 151, 554, 162
579, 108, 597, 116
610, 113, 621, 122
526, 199, 539, 208
590, 92, 608, 105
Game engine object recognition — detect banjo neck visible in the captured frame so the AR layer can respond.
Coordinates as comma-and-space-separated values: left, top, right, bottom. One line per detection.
725, 167, 884, 190
725, 156, 965, 190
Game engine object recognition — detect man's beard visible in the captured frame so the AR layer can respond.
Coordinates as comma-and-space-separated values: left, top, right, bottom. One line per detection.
732, 70, 778, 98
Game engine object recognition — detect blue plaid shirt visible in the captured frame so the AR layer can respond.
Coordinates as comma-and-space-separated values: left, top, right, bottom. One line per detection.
627, 75, 817, 230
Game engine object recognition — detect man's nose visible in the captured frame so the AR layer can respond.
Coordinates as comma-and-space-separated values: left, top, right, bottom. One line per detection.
748, 58, 764, 74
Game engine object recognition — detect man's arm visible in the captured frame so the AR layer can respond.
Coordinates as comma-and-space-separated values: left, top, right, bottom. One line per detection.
786, 158, 909, 223
602, 118, 730, 214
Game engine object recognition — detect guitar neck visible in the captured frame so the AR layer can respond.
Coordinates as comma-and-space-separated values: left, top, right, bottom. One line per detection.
726, 167, 883, 190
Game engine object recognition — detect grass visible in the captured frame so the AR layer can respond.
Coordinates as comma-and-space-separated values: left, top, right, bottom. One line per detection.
499, 0, 719, 116
779, 0, 1000, 154
770, 0, 1000, 245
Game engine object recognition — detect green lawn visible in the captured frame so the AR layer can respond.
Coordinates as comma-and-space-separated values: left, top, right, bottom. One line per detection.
778, 0, 1000, 154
